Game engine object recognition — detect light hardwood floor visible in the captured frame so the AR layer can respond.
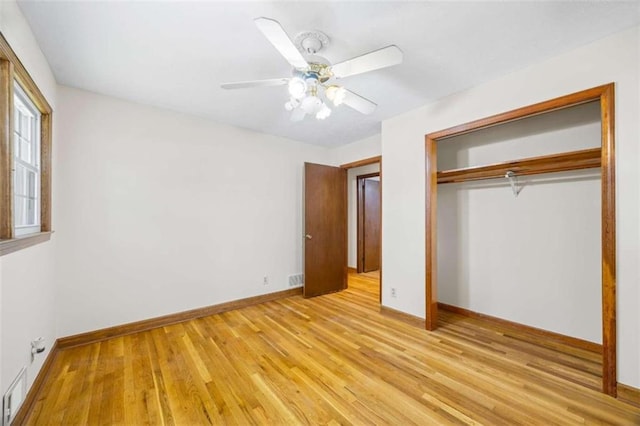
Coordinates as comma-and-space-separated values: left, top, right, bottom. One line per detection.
25, 272, 639, 425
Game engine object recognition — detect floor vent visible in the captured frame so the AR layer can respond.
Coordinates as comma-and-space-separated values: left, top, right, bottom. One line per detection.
288, 274, 304, 287
3, 367, 26, 426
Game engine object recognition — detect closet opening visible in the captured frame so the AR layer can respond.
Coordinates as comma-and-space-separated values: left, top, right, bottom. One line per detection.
425, 83, 616, 396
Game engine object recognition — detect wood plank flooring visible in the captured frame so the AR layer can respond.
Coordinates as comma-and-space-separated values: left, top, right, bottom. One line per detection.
25, 272, 640, 425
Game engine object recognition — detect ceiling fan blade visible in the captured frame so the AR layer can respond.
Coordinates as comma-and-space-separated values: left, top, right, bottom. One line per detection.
221, 78, 289, 90
290, 108, 306, 122
331, 45, 403, 78
343, 89, 377, 115
254, 17, 308, 70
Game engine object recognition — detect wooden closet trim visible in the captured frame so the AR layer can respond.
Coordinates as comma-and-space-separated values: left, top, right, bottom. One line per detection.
437, 147, 601, 184
424, 83, 616, 396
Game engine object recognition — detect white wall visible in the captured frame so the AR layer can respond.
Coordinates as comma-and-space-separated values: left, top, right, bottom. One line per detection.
382, 26, 640, 387
329, 134, 381, 166
1, 245, 56, 394
438, 102, 602, 343
54, 86, 329, 336
437, 102, 601, 169
0, 0, 58, 398
347, 163, 380, 269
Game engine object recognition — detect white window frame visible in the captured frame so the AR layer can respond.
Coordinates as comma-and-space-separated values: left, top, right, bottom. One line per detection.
13, 82, 41, 237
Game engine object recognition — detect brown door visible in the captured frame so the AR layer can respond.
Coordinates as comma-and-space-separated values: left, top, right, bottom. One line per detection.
363, 179, 381, 272
304, 163, 347, 298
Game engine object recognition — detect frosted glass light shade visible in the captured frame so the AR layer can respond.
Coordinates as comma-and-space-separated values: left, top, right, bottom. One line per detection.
325, 85, 346, 106
288, 77, 307, 99
316, 103, 331, 120
301, 96, 323, 114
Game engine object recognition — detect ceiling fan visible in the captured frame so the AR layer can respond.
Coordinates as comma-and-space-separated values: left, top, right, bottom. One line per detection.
221, 17, 403, 121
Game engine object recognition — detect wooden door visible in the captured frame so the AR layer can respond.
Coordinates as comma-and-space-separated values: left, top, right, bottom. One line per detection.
304, 163, 347, 298
363, 179, 381, 272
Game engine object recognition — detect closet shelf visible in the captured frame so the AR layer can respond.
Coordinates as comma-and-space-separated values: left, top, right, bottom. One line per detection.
437, 147, 601, 184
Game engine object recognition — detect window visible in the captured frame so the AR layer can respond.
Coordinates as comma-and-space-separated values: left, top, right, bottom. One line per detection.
13, 83, 41, 236
0, 32, 52, 256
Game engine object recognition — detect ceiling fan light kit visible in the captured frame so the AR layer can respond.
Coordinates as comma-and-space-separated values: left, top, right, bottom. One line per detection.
325, 85, 346, 106
301, 95, 323, 115
221, 17, 403, 122
288, 77, 307, 98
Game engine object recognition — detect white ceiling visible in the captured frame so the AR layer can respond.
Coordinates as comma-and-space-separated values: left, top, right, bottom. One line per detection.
17, 1, 640, 147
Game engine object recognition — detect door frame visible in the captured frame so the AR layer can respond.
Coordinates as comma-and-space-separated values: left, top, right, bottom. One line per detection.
356, 172, 381, 273
340, 156, 382, 302
425, 83, 616, 396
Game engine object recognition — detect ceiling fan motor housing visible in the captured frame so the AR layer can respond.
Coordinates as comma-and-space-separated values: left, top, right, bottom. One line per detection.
293, 61, 332, 84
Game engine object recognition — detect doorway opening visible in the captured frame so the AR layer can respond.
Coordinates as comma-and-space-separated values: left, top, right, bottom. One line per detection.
341, 156, 382, 302
303, 156, 382, 301
357, 172, 380, 274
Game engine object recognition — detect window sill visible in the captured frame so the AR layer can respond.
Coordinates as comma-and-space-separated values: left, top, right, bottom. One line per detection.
0, 231, 53, 257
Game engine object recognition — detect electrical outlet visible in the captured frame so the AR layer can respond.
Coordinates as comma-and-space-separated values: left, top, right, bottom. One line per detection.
391, 288, 397, 298
263, 276, 268, 286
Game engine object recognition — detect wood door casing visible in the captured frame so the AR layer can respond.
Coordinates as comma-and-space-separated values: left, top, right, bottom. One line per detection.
304, 163, 347, 298
361, 178, 381, 272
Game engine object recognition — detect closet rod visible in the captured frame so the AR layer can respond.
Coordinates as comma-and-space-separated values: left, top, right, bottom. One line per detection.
437, 147, 601, 184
